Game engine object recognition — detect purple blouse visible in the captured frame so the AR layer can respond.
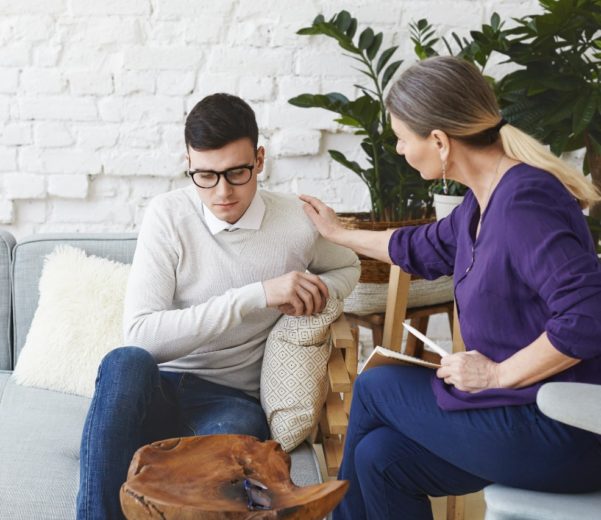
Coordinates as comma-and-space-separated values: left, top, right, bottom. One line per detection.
389, 163, 601, 411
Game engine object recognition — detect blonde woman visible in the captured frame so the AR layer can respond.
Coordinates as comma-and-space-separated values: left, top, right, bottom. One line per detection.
301, 56, 601, 520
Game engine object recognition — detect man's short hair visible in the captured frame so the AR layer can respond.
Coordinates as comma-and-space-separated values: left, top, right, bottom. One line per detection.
185, 93, 259, 151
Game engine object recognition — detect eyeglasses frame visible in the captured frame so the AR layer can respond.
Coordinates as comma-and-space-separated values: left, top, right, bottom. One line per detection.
187, 161, 256, 189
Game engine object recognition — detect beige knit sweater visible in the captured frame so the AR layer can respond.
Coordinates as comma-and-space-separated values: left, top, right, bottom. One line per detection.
123, 186, 360, 396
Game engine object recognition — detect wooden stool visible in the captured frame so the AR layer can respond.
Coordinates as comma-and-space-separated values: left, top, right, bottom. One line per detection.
346, 300, 454, 358
120, 435, 348, 520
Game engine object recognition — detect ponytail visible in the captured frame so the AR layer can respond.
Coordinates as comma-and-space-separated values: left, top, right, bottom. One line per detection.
499, 125, 601, 209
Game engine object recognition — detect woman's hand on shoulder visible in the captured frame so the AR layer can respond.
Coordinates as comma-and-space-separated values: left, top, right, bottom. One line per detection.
299, 194, 344, 241
436, 350, 500, 393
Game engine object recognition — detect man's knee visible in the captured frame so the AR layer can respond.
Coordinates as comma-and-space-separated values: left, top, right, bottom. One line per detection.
100, 346, 155, 373
95, 346, 157, 398
190, 398, 269, 441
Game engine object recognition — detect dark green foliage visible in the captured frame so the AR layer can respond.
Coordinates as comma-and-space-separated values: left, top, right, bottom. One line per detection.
414, 0, 601, 173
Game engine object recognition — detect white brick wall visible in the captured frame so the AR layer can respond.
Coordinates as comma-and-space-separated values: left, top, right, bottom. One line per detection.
0, 0, 541, 240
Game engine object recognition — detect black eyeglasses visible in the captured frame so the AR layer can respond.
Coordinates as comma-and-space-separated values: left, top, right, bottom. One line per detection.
243, 478, 272, 511
187, 164, 254, 189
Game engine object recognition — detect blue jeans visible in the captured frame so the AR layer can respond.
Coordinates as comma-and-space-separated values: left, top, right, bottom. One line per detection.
334, 365, 601, 520
77, 346, 269, 520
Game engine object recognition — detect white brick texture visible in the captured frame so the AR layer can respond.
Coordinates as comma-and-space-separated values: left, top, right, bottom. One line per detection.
0, 199, 13, 224
271, 129, 321, 157
0, 0, 542, 248
48, 174, 89, 198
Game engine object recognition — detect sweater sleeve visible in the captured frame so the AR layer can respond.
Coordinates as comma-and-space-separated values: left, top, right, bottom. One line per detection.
308, 235, 361, 300
387, 202, 463, 279
503, 183, 601, 360
123, 199, 266, 363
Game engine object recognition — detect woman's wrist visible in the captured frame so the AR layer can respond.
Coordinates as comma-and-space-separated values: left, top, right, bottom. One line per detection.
489, 361, 503, 389
326, 226, 354, 248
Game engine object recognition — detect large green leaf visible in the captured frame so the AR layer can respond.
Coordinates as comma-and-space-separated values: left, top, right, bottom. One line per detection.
334, 11, 352, 32
367, 32, 383, 60
376, 46, 398, 74
573, 92, 597, 135
329, 150, 365, 178
358, 28, 374, 50
382, 60, 403, 89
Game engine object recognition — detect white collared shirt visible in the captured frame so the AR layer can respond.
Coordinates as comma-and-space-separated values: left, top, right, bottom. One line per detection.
202, 191, 266, 235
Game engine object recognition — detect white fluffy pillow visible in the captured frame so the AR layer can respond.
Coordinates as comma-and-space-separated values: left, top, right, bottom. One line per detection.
12, 245, 130, 398
261, 298, 343, 452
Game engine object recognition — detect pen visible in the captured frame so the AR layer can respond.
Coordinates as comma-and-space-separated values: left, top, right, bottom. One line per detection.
402, 322, 449, 358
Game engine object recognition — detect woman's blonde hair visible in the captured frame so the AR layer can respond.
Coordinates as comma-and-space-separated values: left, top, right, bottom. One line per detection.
385, 56, 601, 209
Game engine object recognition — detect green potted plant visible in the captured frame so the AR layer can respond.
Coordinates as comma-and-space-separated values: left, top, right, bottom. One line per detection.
288, 11, 433, 226
429, 180, 469, 220
289, 11, 456, 317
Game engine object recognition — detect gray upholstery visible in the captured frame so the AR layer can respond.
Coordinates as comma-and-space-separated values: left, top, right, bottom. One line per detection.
537, 382, 601, 435
485, 382, 601, 520
484, 484, 601, 520
2, 233, 323, 519
0, 371, 88, 520
12, 233, 137, 363
0, 231, 15, 370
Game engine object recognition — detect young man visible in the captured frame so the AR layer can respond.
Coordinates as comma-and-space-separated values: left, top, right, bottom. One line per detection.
76, 93, 360, 519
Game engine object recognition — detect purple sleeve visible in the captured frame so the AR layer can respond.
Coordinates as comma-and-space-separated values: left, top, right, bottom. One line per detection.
387, 204, 462, 280
503, 184, 601, 360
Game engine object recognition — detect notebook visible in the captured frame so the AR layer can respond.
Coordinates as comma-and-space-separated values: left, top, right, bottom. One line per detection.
360, 345, 441, 373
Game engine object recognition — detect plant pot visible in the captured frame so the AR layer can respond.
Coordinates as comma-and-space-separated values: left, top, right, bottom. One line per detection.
337, 213, 454, 315
433, 194, 465, 220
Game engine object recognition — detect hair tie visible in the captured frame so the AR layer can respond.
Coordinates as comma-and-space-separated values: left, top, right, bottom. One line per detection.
494, 118, 507, 131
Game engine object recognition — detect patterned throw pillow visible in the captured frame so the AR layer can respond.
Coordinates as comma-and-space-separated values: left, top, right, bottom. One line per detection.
260, 298, 343, 452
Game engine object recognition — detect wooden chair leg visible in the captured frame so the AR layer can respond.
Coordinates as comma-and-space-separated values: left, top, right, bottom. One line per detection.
446, 495, 464, 520
452, 302, 465, 354
405, 315, 429, 357
371, 322, 384, 349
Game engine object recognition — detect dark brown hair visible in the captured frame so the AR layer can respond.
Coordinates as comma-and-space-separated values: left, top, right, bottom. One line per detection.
185, 93, 258, 151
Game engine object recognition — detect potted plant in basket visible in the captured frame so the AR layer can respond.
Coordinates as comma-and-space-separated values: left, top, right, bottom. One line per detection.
288, 10, 434, 292
289, 11, 456, 317
289, 10, 434, 229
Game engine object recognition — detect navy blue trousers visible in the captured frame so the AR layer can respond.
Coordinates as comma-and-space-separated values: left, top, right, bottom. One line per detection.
334, 365, 601, 520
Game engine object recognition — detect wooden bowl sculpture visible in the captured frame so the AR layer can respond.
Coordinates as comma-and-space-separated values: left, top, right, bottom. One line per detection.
120, 434, 348, 519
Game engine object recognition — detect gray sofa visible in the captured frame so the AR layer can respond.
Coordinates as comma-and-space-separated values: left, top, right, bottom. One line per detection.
0, 231, 322, 519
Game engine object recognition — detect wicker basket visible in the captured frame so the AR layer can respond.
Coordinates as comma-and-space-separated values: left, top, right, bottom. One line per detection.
337, 213, 435, 284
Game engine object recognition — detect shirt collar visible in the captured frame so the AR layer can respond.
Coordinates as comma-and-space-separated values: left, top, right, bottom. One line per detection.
202, 191, 265, 235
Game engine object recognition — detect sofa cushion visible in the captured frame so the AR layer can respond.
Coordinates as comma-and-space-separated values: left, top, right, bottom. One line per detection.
0, 371, 321, 519
13, 246, 131, 397
0, 371, 88, 519
0, 231, 15, 370
12, 234, 137, 364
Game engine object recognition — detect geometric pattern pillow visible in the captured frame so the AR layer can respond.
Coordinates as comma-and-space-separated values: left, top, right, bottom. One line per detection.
260, 298, 343, 452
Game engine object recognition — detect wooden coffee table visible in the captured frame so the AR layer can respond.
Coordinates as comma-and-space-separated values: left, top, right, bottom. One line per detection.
120, 434, 348, 519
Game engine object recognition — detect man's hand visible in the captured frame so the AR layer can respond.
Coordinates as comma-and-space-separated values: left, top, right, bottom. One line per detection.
263, 271, 329, 316
436, 350, 500, 393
